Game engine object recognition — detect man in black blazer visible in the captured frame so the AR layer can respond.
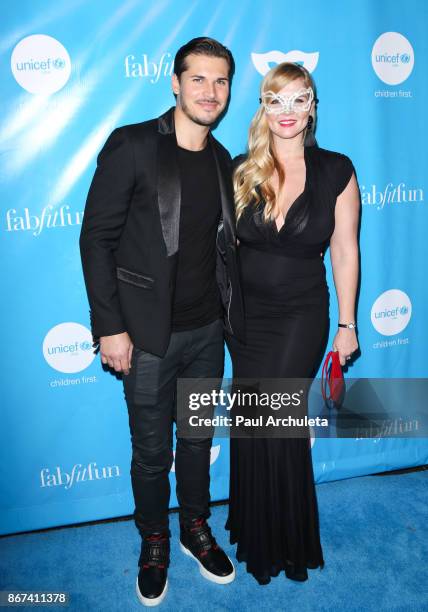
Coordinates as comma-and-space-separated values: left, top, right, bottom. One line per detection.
80, 38, 244, 606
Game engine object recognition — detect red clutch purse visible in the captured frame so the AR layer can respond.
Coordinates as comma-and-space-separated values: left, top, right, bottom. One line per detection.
321, 350, 345, 404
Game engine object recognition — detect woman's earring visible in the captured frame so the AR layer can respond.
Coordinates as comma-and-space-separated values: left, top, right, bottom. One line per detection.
304, 115, 317, 147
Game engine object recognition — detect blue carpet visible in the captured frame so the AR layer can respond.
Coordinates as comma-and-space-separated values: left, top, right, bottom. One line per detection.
1, 471, 427, 611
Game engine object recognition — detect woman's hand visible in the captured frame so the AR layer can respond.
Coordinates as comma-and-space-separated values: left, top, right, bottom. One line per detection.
332, 328, 359, 366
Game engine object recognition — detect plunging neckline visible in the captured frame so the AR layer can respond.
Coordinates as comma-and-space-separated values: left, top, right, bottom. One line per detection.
273, 147, 309, 233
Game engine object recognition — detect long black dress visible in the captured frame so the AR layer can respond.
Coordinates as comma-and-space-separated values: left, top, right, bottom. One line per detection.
225, 145, 354, 585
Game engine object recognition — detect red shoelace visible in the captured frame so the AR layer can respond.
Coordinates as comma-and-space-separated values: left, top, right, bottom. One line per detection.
142, 534, 168, 569
189, 519, 219, 554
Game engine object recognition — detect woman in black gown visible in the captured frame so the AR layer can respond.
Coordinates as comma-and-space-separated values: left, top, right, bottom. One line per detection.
226, 63, 360, 584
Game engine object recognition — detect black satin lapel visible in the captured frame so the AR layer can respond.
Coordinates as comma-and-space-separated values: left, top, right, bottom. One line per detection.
210, 140, 235, 243
157, 132, 180, 256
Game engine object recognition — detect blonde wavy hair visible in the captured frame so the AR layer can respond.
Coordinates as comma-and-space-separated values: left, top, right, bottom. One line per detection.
234, 62, 317, 222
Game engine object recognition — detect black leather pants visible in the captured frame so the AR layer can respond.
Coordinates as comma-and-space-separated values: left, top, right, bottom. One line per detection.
123, 319, 224, 538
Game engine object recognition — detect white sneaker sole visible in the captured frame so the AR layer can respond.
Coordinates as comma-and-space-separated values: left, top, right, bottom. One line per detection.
136, 576, 168, 607
180, 542, 235, 584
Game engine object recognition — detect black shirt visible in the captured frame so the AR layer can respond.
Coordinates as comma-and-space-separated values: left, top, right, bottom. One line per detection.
172, 142, 222, 330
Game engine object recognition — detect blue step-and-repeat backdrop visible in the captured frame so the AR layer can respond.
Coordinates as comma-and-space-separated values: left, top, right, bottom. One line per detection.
1, 0, 427, 535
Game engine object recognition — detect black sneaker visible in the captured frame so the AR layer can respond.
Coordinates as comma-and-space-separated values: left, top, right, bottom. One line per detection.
136, 533, 169, 607
180, 517, 235, 584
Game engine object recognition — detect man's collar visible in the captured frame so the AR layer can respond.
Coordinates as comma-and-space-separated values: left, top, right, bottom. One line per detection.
157, 106, 215, 144
158, 106, 175, 135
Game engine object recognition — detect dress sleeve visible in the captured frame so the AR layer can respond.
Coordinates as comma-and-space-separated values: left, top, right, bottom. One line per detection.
335, 154, 355, 197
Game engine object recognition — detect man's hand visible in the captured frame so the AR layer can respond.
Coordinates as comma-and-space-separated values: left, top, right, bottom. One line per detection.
100, 332, 133, 375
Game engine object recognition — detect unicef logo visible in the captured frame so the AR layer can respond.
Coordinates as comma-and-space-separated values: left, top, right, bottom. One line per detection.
52, 57, 66, 69
80, 340, 93, 351
43, 323, 96, 374
11, 34, 71, 94
371, 32, 414, 85
371, 289, 412, 336
251, 50, 319, 76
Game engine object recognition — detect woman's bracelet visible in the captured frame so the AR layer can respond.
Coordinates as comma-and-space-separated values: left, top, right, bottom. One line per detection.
338, 322, 357, 330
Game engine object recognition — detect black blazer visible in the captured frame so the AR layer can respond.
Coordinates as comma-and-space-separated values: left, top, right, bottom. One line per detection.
80, 107, 245, 357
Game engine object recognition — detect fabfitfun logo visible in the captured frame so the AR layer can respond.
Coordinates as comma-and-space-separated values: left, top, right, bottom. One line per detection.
371, 289, 412, 336
251, 50, 319, 76
124, 52, 173, 82
11, 34, 71, 94
43, 323, 96, 374
40, 462, 120, 490
360, 183, 424, 210
371, 32, 414, 85
5, 205, 83, 236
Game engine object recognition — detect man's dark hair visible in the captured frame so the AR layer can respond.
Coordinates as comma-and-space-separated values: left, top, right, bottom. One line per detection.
173, 37, 235, 80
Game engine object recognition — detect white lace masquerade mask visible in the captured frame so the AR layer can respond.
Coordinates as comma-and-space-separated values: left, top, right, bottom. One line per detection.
261, 87, 314, 115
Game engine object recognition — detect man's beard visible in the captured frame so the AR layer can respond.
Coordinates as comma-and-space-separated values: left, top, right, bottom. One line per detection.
179, 97, 223, 127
